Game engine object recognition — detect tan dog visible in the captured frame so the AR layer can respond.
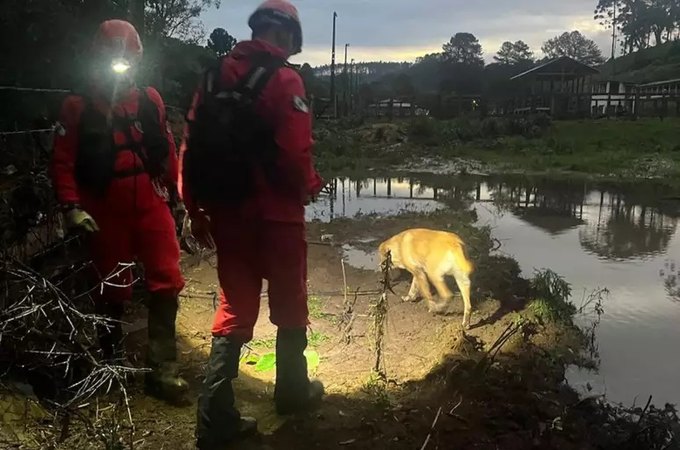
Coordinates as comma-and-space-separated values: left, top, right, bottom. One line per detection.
378, 228, 474, 329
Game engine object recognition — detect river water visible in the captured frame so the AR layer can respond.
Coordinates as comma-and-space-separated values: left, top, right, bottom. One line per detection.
307, 174, 680, 408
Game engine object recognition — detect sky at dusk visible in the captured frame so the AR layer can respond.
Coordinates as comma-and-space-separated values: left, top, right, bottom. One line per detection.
201, 0, 614, 66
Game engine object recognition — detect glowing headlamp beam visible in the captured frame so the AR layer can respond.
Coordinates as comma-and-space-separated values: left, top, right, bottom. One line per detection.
111, 60, 131, 74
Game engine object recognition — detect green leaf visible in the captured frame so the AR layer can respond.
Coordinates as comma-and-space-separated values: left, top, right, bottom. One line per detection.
304, 350, 320, 372
254, 352, 277, 372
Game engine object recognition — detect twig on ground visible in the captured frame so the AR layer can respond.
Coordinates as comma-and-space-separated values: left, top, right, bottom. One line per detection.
339, 288, 360, 345
341, 258, 348, 307
420, 406, 443, 450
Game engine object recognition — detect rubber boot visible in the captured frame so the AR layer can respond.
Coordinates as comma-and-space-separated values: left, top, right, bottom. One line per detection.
196, 336, 258, 449
274, 328, 325, 415
144, 292, 189, 405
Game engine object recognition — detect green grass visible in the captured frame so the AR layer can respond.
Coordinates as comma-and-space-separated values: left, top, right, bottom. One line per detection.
249, 331, 329, 349
308, 330, 330, 348
315, 116, 680, 182
308, 295, 330, 320
452, 118, 680, 177
361, 371, 391, 409
250, 336, 276, 348
308, 295, 322, 319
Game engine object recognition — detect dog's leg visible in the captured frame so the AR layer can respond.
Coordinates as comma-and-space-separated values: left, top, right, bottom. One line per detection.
453, 271, 472, 329
413, 271, 440, 314
402, 276, 420, 302
431, 273, 455, 302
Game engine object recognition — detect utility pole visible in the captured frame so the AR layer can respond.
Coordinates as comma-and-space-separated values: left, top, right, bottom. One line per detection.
611, 0, 617, 77
330, 12, 338, 118
343, 43, 349, 117
350, 58, 355, 113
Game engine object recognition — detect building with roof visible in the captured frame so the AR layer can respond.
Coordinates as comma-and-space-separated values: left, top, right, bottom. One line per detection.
502, 56, 599, 119
366, 99, 429, 118
591, 80, 638, 117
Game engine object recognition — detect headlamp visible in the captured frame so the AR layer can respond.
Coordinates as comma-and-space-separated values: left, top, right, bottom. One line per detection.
111, 59, 131, 74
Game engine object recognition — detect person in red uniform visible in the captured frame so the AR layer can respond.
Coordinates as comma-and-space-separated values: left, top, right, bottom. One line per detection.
180, 0, 324, 447
50, 20, 188, 404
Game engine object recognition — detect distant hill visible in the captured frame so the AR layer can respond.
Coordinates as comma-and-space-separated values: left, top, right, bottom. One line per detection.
600, 41, 680, 83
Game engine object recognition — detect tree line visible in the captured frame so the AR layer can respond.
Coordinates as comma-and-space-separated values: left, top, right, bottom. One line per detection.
595, 0, 680, 54
300, 29, 607, 111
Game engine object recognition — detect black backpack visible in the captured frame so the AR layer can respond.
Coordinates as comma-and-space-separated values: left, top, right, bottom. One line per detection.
183, 52, 286, 206
74, 87, 169, 196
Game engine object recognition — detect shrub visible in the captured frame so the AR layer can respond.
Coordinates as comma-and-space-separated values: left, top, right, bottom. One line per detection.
529, 269, 576, 323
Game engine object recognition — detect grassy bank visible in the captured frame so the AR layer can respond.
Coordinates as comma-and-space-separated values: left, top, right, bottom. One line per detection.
314, 117, 680, 180
453, 118, 680, 177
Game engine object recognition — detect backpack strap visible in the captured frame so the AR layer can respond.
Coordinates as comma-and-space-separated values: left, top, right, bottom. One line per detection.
233, 53, 287, 103
110, 87, 151, 177
208, 52, 286, 106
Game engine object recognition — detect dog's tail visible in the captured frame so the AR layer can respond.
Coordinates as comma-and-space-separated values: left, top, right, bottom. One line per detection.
451, 238, 474, 275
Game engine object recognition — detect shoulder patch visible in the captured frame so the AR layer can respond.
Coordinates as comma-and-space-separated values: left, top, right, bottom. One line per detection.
293, 95, 309, 114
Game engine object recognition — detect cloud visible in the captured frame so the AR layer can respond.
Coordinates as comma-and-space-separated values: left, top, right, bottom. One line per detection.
202, 0, 613, 66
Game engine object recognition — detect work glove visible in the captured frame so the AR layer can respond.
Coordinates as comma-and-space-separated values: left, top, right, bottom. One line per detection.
64, 207, 99, 233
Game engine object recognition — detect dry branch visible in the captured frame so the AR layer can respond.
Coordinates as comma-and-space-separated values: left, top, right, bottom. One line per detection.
371, 250, 392, 379
0, 258, 142, 439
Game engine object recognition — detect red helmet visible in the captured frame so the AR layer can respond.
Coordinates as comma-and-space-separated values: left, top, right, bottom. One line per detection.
92, 20, 143, 63
248, 0, 302, 55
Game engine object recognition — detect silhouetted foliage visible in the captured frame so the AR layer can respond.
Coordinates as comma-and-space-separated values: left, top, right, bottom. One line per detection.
542, 31, 607, 66
207, 27, 236, 56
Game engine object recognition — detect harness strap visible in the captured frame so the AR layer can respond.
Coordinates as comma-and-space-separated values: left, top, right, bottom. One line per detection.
110, 88, 154, 176
232, 52, 286, 104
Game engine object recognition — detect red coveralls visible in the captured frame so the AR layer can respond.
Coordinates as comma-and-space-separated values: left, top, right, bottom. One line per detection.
180, 39, 323, 342
51, 86, 185, 303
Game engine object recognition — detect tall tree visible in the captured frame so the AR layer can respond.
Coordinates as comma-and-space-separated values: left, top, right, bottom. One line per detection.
145, 0, 220, 42
207, 27, 236, 56
442, 32, 484, 66
494, 40, 535, 65
595, 0, 679, 54
542, 31, 607, 66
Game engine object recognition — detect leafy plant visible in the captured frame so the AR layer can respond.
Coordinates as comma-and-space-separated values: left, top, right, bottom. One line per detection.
529, 269, 576, 323
248, 351, 321, 374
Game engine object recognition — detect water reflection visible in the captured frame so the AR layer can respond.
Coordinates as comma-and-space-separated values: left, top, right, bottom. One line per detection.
316, 175, 678, 262
320, 177, 678, 260
306, 177, 443, 222
579, 194, 677, 261
487, 179, 587, 236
